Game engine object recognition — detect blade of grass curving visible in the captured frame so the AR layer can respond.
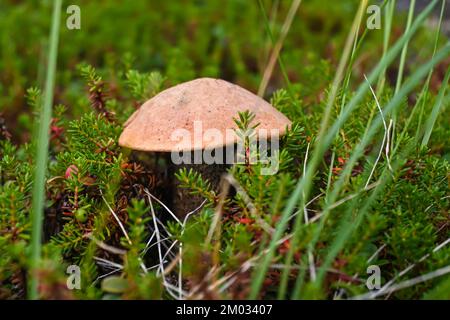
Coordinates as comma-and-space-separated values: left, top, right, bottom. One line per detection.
311, 42, 450, 252
250, 0, 440, 299
326, 151, 336, 195
258, 0, 302, 97
288, 0, 443, 298
339, 0, 390, 117
308, 43, 450, 288
251, 0, 369, 299
29, 0, 62, 300
291, 254, 308, 298
421, 66, 450, 146
295, 29, 450, 301
313, 141, 416, 287
376, 0, 396, 93
292, 143, 412, 299
415, 0, 447, 142
262, 0, 280, 71
257, 0, 300, 105
394, 0, 446, 154
365, 0, 396, 133
309, 0, 439, 186
278, 1, 370, 299
395, 0, 415, 95
338, 42, 450, 196
338, 14, 369, 116
304, 1, 442, 209
391, 0, 416, 151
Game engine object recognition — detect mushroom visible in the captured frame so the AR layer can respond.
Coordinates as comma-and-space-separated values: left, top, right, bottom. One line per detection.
119, 78, 291, 218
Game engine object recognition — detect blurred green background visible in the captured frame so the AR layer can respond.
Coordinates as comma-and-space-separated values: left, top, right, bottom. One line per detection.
1, 0, 384, 141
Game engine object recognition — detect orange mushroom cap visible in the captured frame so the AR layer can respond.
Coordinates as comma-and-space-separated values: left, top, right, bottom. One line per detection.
119, 78, 292, 152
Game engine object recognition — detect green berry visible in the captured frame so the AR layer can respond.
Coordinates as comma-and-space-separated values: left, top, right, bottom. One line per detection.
75, 208, 88, 223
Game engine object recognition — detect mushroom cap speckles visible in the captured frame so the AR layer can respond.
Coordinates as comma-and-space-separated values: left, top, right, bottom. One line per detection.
119, 78, 292, 152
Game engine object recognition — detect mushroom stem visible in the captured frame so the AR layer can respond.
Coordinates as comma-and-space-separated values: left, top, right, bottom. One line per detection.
170, 162, 230, 219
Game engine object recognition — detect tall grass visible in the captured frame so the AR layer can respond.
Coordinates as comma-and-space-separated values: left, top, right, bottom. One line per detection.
394, 0, 415, 95
421, 68, 450, 147
376, 0, 396, 93
278, 0, 369, 299
366, 0, 396, 130
298, 0, 449, 297
391, 0, 415, 149
250, 0, 448, 299
257, 0, 302, 97
394, 0, 446, 155
29, 0, 62, 300
257, 0, 300, 110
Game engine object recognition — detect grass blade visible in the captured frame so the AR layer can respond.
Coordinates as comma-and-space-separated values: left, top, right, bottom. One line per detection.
258, 0, 302, 97
249, 0, 440, 299
394, 0, 415, 94
312, 43, 450, 286
394, 0, 447, 153
250, 0, 369, 299
391, 0, 415, 150
257, 0, 300, 107
376, 0, 396, 93
421, 67, 450, 147
29, 0, 62, 300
